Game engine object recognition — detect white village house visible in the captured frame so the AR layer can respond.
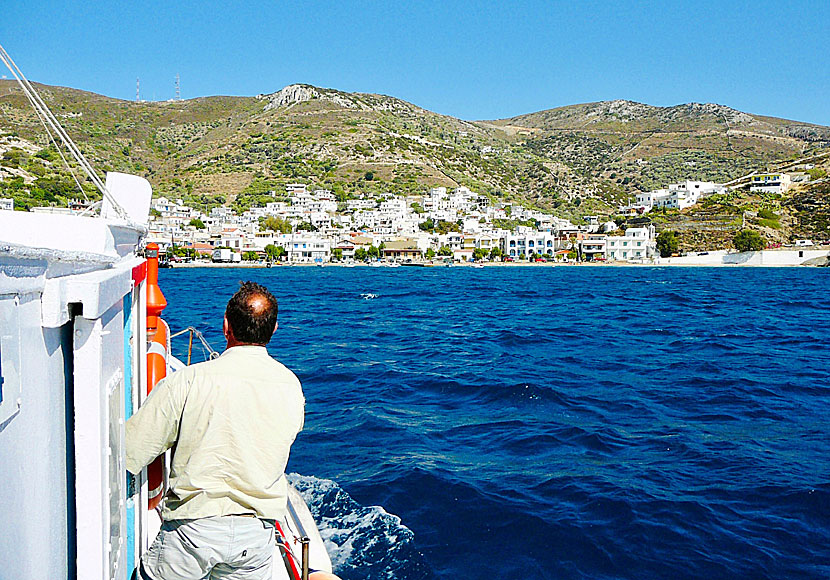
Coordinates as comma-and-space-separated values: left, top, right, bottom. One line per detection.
749, 173, 791, 194
606, 226, 656, 262
633, 181, 726, 213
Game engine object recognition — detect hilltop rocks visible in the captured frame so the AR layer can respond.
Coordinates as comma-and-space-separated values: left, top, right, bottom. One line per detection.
261, 84, 425, 117
584, 100, 656, 121
663, 103, 754, 125
263, 84, 361, 111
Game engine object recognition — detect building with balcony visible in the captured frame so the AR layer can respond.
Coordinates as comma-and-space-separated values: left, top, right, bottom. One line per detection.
383, 238, 423, 261
502, 227, 558, 258
606, 226, 655, 262
578, 234, 607, 261
749, 173, 791, 194
631, 180, 726, 213
284, 234, 331, 263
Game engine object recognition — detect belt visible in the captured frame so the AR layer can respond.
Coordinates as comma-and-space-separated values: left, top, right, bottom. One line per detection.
228, 514, 276, 526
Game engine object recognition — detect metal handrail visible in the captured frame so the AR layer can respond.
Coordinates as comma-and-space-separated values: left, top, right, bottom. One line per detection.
287, 500, 311, 580
169, 326, 219, 365
286, 500, 311, 580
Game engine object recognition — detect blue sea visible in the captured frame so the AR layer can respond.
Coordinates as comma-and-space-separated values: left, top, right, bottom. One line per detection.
159, 266, 830, 579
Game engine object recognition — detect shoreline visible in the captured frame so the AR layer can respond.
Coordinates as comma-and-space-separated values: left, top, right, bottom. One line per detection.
168, 258, 830, 269
165, 246, 830, 270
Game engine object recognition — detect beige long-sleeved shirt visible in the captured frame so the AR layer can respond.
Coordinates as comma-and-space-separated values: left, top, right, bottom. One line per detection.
126, 345, 305, 521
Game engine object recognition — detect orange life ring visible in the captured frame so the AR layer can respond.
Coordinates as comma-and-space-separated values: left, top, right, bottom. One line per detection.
146, 322, 167, 509
145, 242, 168, 510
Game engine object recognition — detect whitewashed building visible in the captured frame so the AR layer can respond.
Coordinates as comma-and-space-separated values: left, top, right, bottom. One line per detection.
219, 228, 246, 251
749, 173, 791, 194
634, 181, 725, 212
578, 234, 607, 261
284, 234, 331, 263
502, 227, 558, 258
606, 226, 656, 262
285, 183, 308, 196
0, 198, 13, 211
210, 206, 235, 222
423, 187, 449, 212
475, 233, 502, 255
346, 199, 376, 211
151, 197, 196, 225
265, 201, 290, 215
309, 211, 333, 230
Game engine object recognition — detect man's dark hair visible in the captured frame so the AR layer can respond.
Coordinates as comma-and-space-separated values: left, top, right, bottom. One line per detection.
225, 281, 279, 344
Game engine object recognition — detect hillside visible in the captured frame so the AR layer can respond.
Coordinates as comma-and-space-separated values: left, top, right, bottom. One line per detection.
491, 100, 829, 195
1, 81, 829, 247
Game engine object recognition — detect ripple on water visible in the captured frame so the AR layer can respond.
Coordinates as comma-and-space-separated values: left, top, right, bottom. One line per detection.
161, 266, 830, 580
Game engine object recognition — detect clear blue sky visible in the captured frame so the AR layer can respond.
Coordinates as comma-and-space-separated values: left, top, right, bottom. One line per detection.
4, 0, 829, 125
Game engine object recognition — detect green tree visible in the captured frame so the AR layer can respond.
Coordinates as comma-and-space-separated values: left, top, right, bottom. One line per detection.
808, 168, 827, 181
331, 248, 343, 261
411, 202, 424, 214
367, 245, 380, 259
264, 244, 285, 261
1, 148, 25, 168
34, 147, 58, 162
656, 230, 679, 258
364, 171, 374, 181
734, 229, 765, 252
436, 220, 462, 234
473, 248, 488, 261
242, 251, 259, 261
189, 218, 206, 229
438, 246, 453, 257
489, 246, 502, 260
260, 216, 292, 233
418, 218, 435, 232
425, 248, 436, 259
354, 247, 368, 261
297, 221, 317, 232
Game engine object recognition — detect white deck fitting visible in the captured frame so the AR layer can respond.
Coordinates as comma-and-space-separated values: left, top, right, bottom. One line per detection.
0, 171, 151, 263
0, 212, 141, 261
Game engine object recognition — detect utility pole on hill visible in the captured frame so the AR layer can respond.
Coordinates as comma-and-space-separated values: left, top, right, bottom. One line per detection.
136, 78, 140, 102
175, 73, 181, 100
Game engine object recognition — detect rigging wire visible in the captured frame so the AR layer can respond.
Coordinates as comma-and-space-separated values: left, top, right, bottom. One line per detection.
0, 55, 89, 200
0, 42, 131, 221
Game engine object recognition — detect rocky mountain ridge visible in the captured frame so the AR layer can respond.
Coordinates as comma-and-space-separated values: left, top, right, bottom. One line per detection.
1, 80, 828, 246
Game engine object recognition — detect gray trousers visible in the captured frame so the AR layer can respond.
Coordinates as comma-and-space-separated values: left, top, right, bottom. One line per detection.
140, 516, 276, 580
